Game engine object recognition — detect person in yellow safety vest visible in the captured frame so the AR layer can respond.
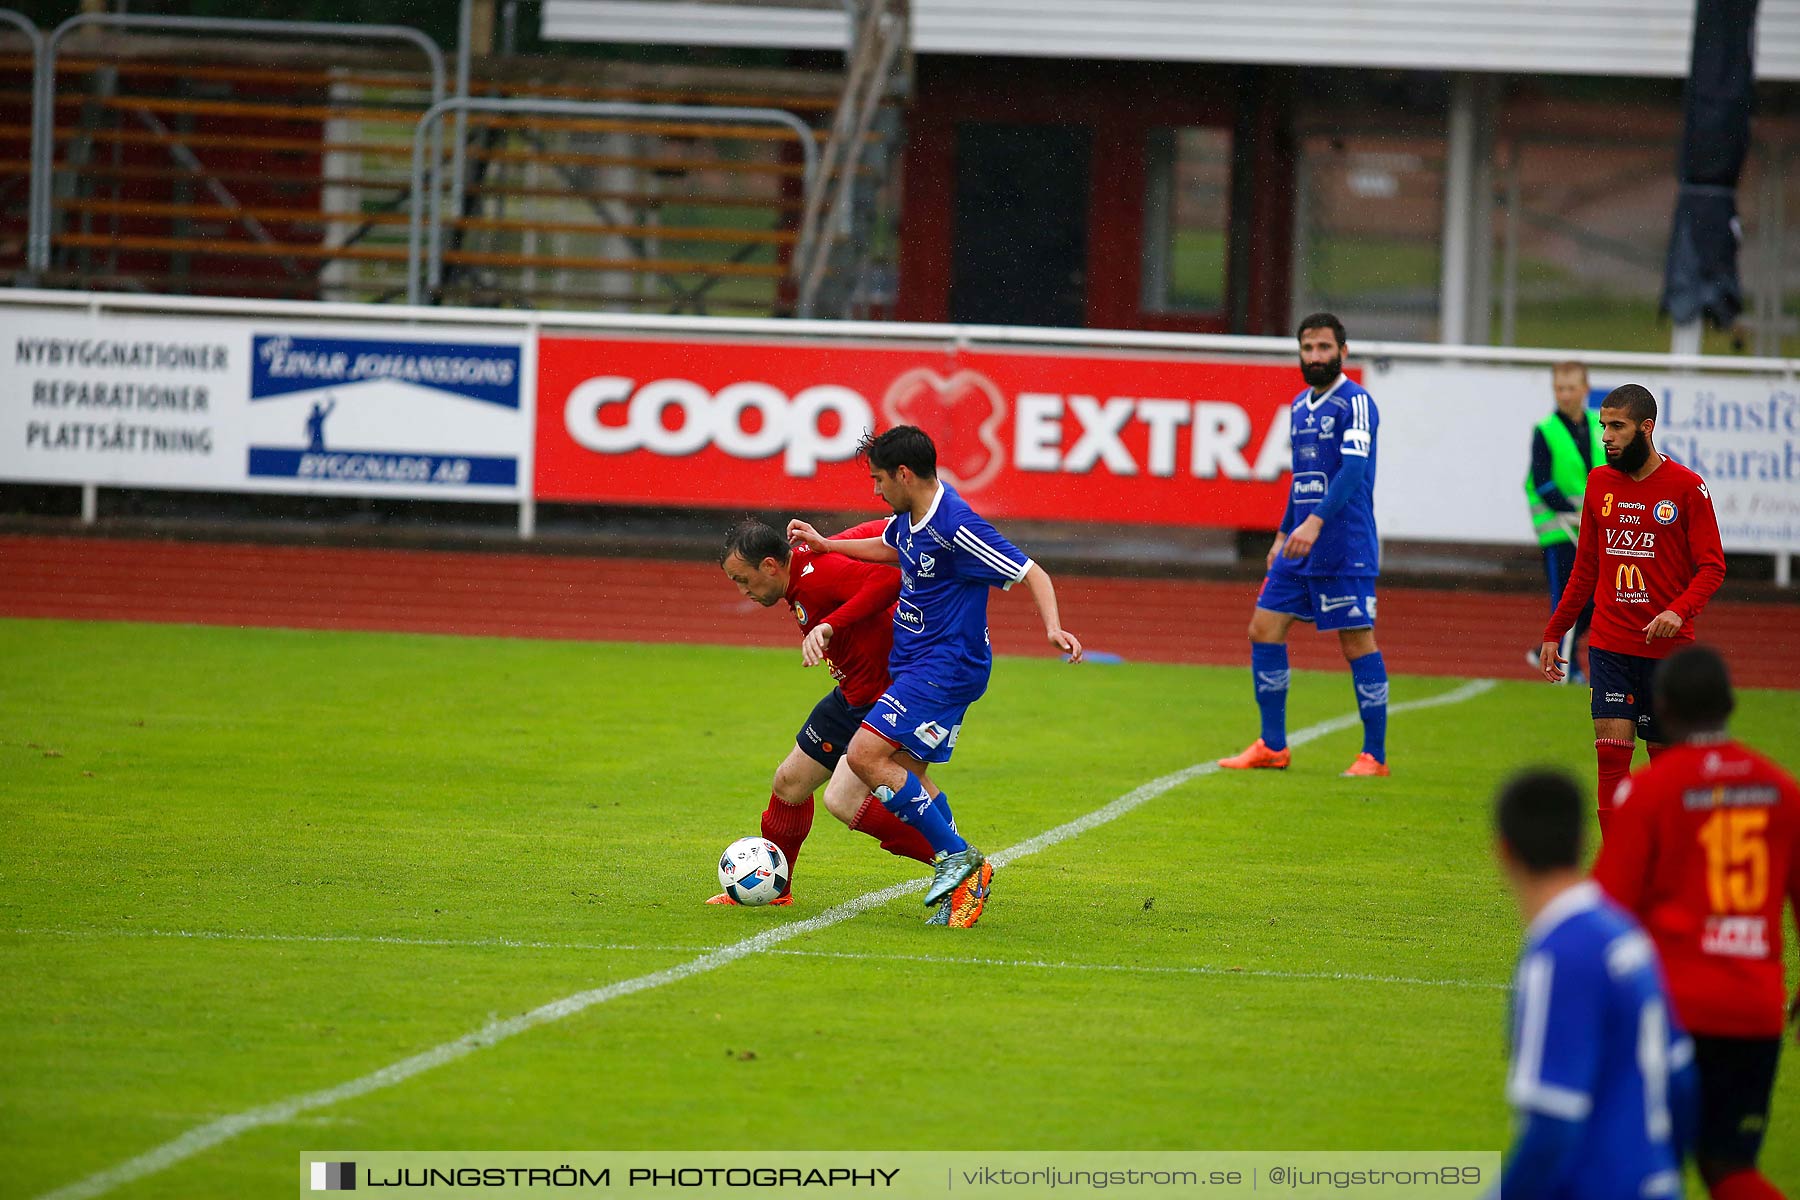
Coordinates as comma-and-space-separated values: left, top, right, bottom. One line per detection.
1524, 361, 1605, 685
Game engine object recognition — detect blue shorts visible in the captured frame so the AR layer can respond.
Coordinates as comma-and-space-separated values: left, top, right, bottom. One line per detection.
860, 675, 974, 764
1257, 567, 1378, 632
796, 687, 872, 770
1588, 647, 1666, 743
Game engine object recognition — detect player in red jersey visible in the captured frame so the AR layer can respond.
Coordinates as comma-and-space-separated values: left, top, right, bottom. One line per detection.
1594, 646, 1799, 1200
712, 518, 937, 906
1539, 383, 1726, 834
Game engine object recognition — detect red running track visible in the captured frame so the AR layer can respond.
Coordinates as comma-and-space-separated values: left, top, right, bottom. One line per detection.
2, 535, 1796, 688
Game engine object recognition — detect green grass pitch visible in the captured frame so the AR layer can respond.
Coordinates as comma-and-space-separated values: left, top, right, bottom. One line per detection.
3, 618, 1797, 1197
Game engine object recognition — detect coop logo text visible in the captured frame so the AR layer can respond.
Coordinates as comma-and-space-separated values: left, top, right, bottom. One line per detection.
561, 371, 1291, 488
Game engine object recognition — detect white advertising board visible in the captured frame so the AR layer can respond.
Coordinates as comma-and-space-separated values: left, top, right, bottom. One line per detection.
0, 309, 534, 501
1371, 360, 1800, 553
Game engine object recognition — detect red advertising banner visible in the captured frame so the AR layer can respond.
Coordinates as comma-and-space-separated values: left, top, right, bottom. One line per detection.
536, 333, 1320, 527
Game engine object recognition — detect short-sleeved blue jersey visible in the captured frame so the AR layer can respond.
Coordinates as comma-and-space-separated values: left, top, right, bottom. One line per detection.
881, 482, 1031, 699
1506, 881, 1691, 1200
1286, 376, 1380, 577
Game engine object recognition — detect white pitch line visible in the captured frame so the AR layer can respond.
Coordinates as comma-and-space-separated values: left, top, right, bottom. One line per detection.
12, 930, 1508, 992
32, 677, 1495, 1200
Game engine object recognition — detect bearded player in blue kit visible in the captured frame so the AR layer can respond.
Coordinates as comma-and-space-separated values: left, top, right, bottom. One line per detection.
787, 425, 1082, 927
1219, 312, 1391, 778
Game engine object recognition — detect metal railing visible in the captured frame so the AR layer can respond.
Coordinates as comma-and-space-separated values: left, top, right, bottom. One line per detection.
406, 96, 820, 309
28, 13, 445, 275
1, 8, 42, 266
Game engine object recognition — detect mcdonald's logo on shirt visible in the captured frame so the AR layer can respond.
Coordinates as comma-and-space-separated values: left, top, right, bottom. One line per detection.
1614, 563, 1650, 601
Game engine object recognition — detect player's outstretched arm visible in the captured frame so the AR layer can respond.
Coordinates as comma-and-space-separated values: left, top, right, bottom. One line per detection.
1020, 563, 1082, 662
784, 519, 898, 564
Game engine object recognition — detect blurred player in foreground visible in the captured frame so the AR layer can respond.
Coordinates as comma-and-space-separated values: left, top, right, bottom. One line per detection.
1220, 312, 1389, 777
1595, 646, 1799, 1200
788, 425, 1082, 927
714, 519, 936, 907
1539, 383, 1726, 836
1493, 767, 1695, 1198
1523, 360, 1604, 684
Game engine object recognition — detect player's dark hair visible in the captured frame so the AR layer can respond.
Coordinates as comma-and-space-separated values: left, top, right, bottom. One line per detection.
859, 425, 937, 479
720, 519, 789, 568
1495, 768, 1586, 873
1296, 312, 1346, 346
1600, 383, 1657, 424
1654, 645, 1735, 733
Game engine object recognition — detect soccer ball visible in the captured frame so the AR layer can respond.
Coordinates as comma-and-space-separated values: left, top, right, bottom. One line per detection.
717, 837, 789, 906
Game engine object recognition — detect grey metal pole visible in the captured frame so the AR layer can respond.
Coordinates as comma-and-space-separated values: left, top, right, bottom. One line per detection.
446, 0, 475, 294
0, 10, 43, 274
1466, 75, 1496, 345
32, 13, 445, 279
1289, 149, 1311, 328
408, 98, 820, 307
1439, 73, 1477, 346
1501, 137, 1521, 346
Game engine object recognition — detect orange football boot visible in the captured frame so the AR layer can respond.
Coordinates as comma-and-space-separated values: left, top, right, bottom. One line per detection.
1217, 738, 1291, 770
706, 892, 794, 906
1340, 753, 1390, 778
946, 861, 994, 928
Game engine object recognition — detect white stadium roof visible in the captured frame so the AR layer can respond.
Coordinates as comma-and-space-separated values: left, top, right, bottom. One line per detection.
542, 0, 1800, 81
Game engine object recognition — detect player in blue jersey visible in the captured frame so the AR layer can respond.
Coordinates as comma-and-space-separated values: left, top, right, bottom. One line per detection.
1219, 312, 1391, 777
1492, 768, 1697, 1200
787, 425, 1082, 927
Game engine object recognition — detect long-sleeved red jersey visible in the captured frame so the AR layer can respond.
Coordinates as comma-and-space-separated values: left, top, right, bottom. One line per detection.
1544, 456, 1725, 658
784, 518, 898, 706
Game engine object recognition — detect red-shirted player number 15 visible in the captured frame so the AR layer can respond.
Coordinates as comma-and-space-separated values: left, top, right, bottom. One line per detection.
1699, 805, 1770, 913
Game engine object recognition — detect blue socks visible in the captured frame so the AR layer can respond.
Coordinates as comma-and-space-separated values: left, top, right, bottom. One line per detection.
1350, 651, 1389, 762
1251, 642, 1290, 751
876, 770, 966, 855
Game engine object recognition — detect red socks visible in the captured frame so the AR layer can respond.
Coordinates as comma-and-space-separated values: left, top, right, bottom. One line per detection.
762, 793, 938, 880
760, 794, 813, 879
1711, 1169, 1786, 1200
1595, 739, 1635, 836
850, 795, 936, 864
